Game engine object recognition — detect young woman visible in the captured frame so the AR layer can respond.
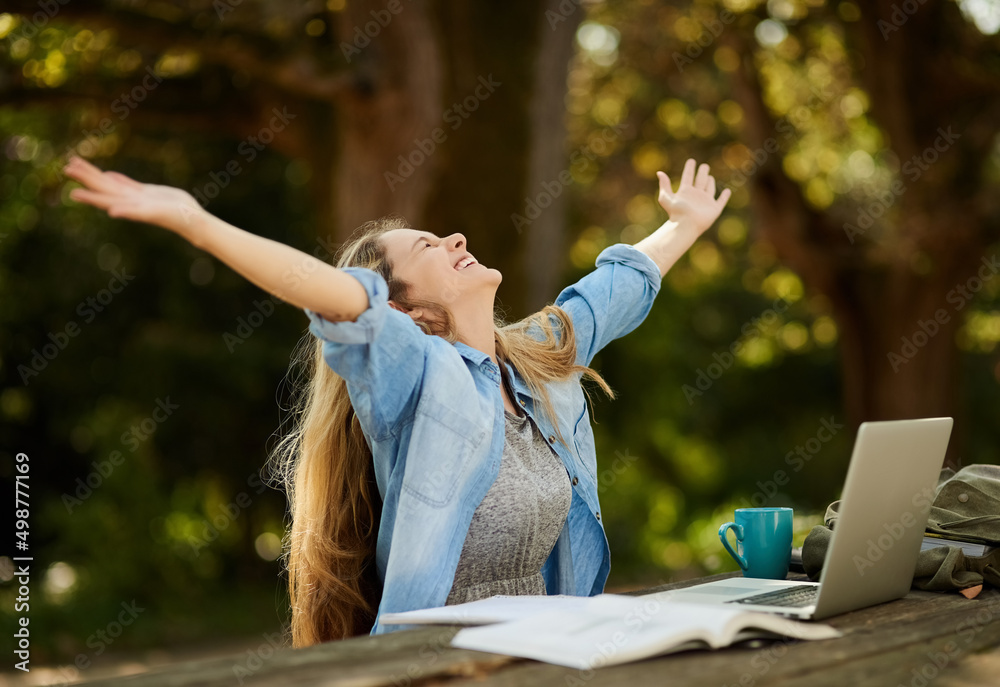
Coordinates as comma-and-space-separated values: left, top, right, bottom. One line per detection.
63, 155, 731, 645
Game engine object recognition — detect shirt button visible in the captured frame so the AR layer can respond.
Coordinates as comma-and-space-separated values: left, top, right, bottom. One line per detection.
572, 477, 579, 485
548, 435, 556, 444
958, 493, 969, 503
596, 511, 601, 520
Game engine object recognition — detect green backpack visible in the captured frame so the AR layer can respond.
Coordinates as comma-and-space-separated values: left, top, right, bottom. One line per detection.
802, 464, 1000, 592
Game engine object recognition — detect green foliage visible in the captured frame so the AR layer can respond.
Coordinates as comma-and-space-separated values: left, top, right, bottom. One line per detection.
0, 104, 301, 660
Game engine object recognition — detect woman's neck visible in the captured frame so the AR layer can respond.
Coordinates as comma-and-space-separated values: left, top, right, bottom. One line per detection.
452, 301, 499, 366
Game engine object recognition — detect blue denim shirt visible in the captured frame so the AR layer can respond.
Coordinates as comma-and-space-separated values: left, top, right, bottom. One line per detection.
303, 243, 661, 636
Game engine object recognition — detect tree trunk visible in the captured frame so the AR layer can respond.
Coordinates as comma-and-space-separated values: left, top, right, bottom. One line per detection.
831, 266, 967, 468
520, 0, 583, 313
332, 0, 445, 241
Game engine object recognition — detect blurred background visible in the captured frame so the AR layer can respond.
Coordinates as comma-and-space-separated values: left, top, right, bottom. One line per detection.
1, 0, 999, 681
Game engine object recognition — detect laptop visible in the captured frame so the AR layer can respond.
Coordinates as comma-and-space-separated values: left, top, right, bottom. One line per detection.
653, 417, 954, 620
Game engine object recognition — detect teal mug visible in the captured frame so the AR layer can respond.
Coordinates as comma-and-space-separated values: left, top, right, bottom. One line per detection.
719, 507, 793, 579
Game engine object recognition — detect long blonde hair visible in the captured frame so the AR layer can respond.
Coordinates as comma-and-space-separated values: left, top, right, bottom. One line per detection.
267, 216, 616, 647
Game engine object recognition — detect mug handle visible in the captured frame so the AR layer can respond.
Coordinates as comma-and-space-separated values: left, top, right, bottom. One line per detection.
719, 522, 749, 571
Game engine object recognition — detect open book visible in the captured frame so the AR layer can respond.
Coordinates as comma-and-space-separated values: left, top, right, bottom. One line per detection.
447, 594, 841, 670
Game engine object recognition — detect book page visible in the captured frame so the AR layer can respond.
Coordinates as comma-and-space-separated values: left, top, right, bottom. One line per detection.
723, 612, 842, 644
450, 595, 841, 670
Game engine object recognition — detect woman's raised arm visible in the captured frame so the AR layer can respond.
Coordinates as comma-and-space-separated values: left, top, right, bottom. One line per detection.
62, 156, 367, 322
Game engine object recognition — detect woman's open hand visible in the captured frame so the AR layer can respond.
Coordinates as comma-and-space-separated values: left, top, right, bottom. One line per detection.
63, 156, 204, 236
656, 158, 732, 236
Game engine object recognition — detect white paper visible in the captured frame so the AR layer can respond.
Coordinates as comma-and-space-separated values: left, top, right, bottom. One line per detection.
450, 595, 842, 670
379, 593, 630, 626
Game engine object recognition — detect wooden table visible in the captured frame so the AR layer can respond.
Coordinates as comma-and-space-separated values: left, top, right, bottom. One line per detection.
78, 572, 1000, 687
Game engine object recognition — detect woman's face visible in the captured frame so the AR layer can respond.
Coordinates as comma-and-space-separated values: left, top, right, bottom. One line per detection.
380, 228, 502, 313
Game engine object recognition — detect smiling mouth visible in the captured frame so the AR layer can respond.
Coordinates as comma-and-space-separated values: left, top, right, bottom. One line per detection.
455, 257, 478, 270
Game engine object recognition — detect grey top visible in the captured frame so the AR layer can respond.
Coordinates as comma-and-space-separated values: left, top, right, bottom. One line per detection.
445, 399, 573, 606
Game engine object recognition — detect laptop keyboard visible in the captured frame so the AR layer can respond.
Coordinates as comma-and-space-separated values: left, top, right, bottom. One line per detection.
727, 585, 820, 608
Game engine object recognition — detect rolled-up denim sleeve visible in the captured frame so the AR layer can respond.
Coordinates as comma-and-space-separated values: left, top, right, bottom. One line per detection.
303, 266, 428, 439
553, 243, 662, 367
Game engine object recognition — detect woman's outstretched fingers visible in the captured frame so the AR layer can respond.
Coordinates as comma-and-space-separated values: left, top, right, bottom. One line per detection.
105, 171, 145, 190
64, 155, 101, 178
695, 163, 710, 190
656, 170, 675, 207
716, 186, 732, 207
69, 186, 121, 211
679, 157, 697, 188
67, 157, 124, 190
64, 156, 116, 194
